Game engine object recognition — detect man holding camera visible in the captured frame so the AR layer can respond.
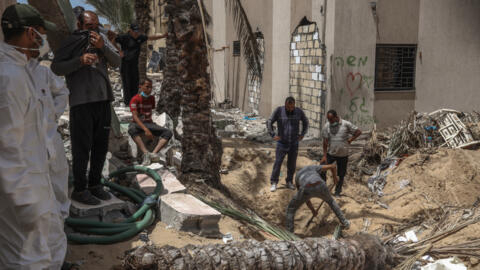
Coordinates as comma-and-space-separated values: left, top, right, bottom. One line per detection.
52, 11, 121, 205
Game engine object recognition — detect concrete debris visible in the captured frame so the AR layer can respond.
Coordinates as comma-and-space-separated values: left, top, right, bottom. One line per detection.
222, 232, 234, 244
159, 193, 221, 237
212, 108, 270, 141
69, 193, 126, 218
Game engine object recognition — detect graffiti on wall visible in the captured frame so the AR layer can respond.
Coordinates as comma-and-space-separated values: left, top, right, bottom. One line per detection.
333, 55, 375, 127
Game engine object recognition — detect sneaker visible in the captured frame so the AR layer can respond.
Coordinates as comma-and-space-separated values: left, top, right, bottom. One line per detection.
141, 152, 151, 166
71, 190, 101, 205
286, 182, 296, 190
89, 185, 112, 201
334, 191, 342, 197
270, 184, 277, 192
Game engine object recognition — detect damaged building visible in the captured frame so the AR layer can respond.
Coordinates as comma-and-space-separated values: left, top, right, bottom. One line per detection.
204, 0, 480, 135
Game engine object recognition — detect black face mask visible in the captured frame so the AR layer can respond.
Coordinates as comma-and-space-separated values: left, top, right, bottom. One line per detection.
286, 109, 295, 116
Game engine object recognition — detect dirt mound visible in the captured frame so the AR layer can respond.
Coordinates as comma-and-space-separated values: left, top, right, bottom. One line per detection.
221, 139, 317, 226
384, 148, 480, 207
220, 139, 480, 242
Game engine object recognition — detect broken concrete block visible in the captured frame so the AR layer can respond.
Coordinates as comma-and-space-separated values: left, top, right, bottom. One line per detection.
135, 166, 185, 195
159, 193, 221, 237
70, 193, 126, 218
159, 169, 186, 195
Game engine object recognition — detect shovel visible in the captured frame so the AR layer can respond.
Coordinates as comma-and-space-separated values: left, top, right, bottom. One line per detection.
305, 183, 335, 228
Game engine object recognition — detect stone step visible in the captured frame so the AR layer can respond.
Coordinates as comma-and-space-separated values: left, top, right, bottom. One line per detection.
159, 193, 221, 237
70, 193, 126, 218
135, 168, 186, 195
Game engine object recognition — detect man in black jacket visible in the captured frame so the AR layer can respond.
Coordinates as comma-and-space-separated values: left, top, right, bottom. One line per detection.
52, 11, 121, 205
267, 97, 309, 192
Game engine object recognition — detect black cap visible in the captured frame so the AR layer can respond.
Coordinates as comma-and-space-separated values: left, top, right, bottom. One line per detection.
1, 4, 56, 31
130, 23, 140, 32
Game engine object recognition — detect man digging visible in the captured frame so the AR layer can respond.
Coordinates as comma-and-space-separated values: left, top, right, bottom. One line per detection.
286, 164, 350, 233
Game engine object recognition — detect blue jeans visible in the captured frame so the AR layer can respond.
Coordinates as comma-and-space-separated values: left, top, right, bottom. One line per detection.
270, 142, 298, 185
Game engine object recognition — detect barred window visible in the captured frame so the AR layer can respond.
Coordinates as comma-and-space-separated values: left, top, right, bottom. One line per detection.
233, 41, 241, 56
375, 45, 417, 91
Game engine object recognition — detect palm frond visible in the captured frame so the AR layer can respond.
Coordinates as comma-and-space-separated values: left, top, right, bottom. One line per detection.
225, 0, 263, 82
85, 0, 135, 32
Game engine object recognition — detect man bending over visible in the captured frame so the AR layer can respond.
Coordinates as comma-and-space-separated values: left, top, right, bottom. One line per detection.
286, 164, 350, 232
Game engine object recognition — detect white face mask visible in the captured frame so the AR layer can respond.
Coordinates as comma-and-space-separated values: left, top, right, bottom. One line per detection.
32, 28, 50, 58
10, 27, 50, 58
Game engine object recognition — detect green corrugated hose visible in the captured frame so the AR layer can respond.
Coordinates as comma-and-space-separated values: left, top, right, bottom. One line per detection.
65, 165, 163, 244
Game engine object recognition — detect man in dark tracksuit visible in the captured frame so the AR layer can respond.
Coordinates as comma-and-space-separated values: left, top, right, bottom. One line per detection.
267, 97, 309, 192
52, 11, 121, 205
115, 24, 167, 105
286, 164, 350, 232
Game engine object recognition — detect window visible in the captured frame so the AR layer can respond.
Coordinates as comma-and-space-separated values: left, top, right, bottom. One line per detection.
375, 44, 417, 91
233, 40, 241, 56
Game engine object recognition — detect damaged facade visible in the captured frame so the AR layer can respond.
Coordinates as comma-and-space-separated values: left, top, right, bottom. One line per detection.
204, 0, 480, 134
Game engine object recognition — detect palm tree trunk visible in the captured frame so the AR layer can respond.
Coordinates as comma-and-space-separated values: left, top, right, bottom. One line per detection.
28, 0, 75, 51
122, 234, 396, 269
135, 0, 151, 83
156, 0, 181, 121
162, 0, 222, 187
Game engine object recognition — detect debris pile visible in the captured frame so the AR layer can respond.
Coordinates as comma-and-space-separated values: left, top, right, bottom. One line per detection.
350, 109, 480, 188
212, 108, 272, 142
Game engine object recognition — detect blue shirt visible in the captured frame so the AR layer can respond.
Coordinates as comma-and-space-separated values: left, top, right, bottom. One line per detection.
267, 106, 309, 144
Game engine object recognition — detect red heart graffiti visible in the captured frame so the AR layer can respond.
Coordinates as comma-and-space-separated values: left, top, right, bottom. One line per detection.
346, 72, 363, 97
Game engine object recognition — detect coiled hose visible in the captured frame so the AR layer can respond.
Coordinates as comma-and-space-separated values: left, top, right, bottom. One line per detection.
65, 166, 163, 244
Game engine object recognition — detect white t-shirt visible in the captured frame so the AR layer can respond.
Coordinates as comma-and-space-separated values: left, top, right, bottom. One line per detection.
322, 119, 358, 157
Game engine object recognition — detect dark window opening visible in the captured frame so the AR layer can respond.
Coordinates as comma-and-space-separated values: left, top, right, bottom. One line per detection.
233, 41, 241, 56
375, 44, 417, 91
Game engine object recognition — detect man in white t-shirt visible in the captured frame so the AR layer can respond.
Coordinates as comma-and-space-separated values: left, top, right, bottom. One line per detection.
321, 110, 362, 196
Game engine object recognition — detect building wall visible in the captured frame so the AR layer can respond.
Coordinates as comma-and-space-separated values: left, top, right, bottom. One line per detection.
415, 0, 480, 113
271, 0, 292, 111
210, 0, 226, 103
290, 0, 312, 32
328, 0, 377, 130
373, 0, 419, 128
0, 0, 17, 42
222, 0, 274, 117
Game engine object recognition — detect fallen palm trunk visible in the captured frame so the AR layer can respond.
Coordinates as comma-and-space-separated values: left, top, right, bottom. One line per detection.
122, 234, 395, 270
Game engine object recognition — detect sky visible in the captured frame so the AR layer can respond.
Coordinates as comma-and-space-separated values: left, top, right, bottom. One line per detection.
17, 0, 109, 25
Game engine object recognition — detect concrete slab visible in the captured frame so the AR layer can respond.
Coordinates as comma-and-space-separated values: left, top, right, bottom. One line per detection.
135, 168, 186, 195
159, 169, 186, 195
70, 193, 126, 218
159, 193, 221, 237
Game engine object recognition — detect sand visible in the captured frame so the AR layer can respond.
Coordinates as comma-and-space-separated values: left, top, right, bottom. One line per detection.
67, 138, 480, 269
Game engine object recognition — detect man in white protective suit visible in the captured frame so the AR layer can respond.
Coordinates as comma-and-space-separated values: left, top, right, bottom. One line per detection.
0, 4, 67, 269
28, 54, 71, 269
29, 54, 71, 220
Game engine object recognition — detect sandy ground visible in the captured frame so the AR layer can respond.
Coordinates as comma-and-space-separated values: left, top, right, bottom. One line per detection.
67, 138, 480, 269
66, 216, 246, 269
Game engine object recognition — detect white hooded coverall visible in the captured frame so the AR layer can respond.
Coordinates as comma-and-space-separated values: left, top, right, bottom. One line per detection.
28, 60, 70, 219
0, 42, 66, 270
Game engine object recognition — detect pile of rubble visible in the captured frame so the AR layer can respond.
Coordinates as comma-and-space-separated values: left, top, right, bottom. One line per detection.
212, 108, 272, 142
349, 109, 480, 196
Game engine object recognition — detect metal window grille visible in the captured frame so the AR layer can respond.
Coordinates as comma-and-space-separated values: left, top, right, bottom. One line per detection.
375, 44, 417, 91
233, 41, 241, 56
